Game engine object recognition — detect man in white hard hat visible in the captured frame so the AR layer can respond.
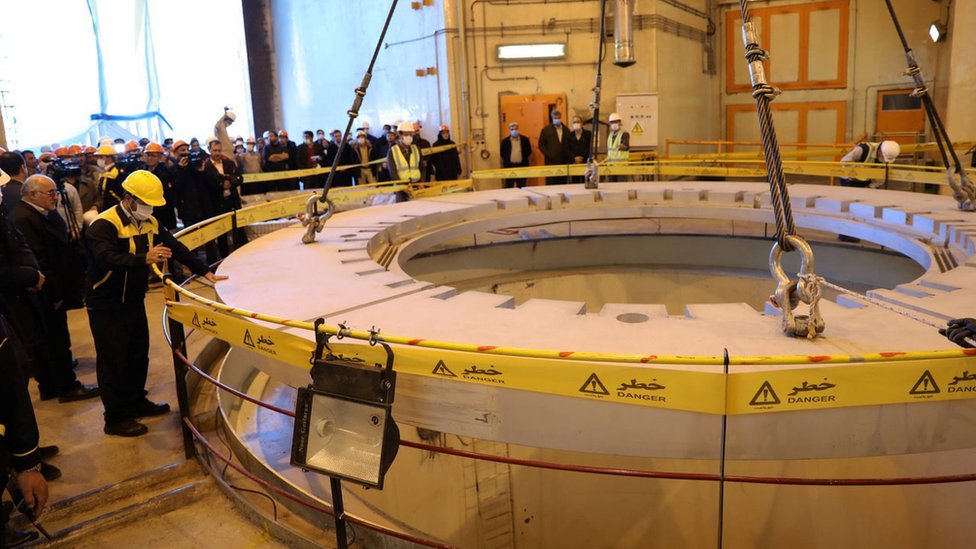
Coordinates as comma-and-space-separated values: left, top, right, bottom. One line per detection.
387, 121, 424, 184
606, 112, 631, 182
840, 140, 901, 189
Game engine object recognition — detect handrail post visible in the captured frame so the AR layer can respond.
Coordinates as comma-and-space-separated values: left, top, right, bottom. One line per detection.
165, 267, 197, 459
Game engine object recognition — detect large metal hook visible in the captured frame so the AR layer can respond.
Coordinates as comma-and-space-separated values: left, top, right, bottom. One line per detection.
769, 235, 825, 338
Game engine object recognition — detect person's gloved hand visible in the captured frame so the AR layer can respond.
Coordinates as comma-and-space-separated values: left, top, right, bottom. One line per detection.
939, 318, 976, 348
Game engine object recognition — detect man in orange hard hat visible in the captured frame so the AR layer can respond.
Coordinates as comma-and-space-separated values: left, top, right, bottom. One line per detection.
86, 170, 226, 437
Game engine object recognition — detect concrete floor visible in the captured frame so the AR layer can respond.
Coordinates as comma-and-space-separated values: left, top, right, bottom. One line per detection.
21, 282, 292, 548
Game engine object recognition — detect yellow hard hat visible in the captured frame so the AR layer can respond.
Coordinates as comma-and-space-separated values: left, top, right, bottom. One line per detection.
122, 170, 166, 207
95, 145, 117, 156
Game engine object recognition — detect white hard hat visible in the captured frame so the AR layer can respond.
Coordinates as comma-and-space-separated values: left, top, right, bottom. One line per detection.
879, 140, 901, 163
397, 120, 415, 133
225, 110, 236, 122
608, 112, 622, 123
205, 135, 220, 147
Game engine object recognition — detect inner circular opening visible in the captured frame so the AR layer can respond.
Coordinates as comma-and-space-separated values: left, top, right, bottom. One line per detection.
401, 229, 925, 315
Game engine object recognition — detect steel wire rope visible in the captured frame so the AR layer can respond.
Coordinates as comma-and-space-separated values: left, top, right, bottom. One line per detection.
171, 339, 976, 487
736, 0, 796, 251
303, 0, 401, 244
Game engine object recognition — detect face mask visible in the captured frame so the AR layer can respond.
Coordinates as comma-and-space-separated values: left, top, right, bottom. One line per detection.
610, 123, 621, 131
317, 133, 325, 140
572, 123, 581, 131
97, 158, 109, 169
305, 138, 313, 145
401, 135, 413, 146
552, 119, 561, 126
129, 202, 153, 221
510, 130, 519, 138
357, 137, 367, 145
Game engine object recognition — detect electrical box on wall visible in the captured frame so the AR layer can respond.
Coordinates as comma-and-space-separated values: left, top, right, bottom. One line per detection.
614, 93, 658, 149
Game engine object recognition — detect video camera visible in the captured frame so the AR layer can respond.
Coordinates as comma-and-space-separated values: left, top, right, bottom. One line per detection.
116, 154, 145, 173
46, 157, 82, 181
187, 150, 206, 167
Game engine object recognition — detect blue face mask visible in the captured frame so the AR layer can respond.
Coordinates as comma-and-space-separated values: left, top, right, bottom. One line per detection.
510, 130, 519, 138
552, 119, 561, 126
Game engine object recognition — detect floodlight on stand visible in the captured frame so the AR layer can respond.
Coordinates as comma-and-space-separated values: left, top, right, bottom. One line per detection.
928, 21, 947, 43
291, 322, 400, 549
291, 324, 399, 489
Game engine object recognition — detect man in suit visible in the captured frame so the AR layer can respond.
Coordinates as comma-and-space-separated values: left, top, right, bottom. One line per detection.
204, 137, 247, 256
565, 115, 592, 184
12, 175, 98, 403
537, 109, 569, 185
0, 152, 28, 216
500, 122, 532, 189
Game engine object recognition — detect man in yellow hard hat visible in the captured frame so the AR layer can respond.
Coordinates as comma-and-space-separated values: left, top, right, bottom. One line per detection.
85, 170, 227, 437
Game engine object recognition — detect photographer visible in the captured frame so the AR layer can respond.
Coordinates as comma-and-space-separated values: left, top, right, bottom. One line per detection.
142, 143, 177, 231
171, 140, 218, 264
49, 148, 86, 241
203, 137, 247, 256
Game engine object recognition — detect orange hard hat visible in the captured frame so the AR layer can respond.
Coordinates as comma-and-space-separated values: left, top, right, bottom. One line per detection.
39, 152, 57, 162
172, 140, 189, 152
83, 146, 97, 155
439, 124, 449, 132
124, 140, 140, 153
67, 145, 83, 156
144, 142, 164, 154
278, 130, 288, 138
54, 146, 71, 158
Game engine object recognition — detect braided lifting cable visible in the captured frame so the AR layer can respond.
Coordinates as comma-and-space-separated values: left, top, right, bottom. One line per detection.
737, 1, 824, 338
302, 0, 400, 244
736, 0, 795, 251
881, 0, 976, 211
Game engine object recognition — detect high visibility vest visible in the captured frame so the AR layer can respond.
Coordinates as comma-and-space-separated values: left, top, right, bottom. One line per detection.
392, 145, 421, 182
607, 132, 629, 163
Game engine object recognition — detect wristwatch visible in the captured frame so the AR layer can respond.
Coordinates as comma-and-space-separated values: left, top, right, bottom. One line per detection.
19, 463, 42, 474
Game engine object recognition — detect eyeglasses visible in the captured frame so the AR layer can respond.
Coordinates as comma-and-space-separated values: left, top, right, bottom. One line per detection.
36, 190, 59, 197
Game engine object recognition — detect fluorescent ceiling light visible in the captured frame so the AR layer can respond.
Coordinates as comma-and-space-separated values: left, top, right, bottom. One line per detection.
497, 43, 566, 61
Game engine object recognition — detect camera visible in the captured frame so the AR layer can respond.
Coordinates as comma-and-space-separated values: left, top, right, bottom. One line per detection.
47, 157, 82, 180
187, 150, 206, 167
117, 154, 145, 173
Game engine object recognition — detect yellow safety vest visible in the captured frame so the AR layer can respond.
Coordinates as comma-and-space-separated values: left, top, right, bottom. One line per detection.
607, 132, 629, 163
392, 145, 422, 182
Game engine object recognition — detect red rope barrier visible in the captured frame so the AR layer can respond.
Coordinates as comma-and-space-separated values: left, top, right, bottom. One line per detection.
175, 343, 976, 488
183, 418, 456, 549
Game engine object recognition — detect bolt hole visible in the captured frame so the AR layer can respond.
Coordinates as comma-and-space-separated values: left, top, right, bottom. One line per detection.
616, 313, 649, 323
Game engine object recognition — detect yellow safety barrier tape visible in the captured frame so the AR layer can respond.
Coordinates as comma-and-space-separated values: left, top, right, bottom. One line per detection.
241, 144, 460, 184
167, 302, 976, 414
663, 141, 976, 161
471, 159, 969, 186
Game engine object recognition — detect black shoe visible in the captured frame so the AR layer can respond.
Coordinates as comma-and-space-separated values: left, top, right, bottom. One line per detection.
104, 419, 148, 437
131, 400, 171, 418
4, 526, 39, 547
40, 461, 62, 481
58, 384, 100, 403
36, 445, 60, 461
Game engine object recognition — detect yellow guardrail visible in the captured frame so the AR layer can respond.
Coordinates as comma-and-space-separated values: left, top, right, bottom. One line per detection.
157, 173, 976, 415
470, 158, 974, 186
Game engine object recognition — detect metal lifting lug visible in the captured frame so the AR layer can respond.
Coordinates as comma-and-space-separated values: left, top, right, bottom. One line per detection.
768, 235, 826, 339
301, 196, 335, 244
